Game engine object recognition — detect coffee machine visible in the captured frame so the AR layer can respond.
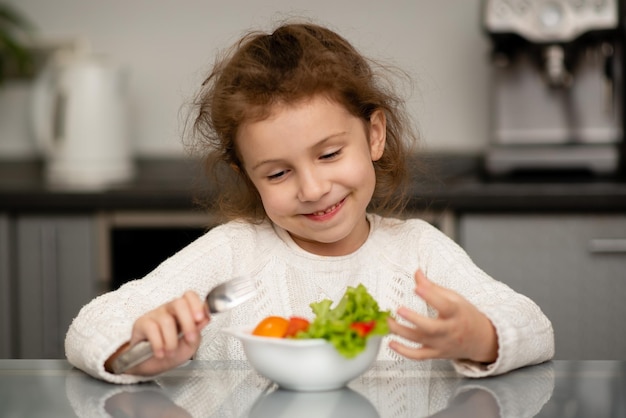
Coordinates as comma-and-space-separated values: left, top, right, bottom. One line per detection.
483, 0, 625, 176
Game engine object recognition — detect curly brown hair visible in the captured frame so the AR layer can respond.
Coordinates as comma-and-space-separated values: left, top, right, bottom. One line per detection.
185, 21, 420, 222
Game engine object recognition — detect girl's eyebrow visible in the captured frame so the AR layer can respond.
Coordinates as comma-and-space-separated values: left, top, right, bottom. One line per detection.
250, 131, 347, 171
251, 158, 281, 171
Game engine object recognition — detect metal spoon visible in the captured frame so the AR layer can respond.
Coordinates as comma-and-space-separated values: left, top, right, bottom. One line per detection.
110, 276, 256, 374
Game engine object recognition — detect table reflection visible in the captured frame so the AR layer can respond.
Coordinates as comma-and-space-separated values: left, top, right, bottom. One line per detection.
63, 360, 557, 417
249, 387, 378, 418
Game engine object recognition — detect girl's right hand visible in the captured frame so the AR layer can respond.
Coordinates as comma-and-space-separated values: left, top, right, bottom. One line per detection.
105, 291, 211, 376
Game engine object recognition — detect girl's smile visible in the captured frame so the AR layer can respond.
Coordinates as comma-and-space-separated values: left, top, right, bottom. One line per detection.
306, 197, 346, 220
237, 95, 386, 256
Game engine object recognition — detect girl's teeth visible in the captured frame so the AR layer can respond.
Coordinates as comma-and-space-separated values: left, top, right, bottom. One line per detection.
313, 203, 338, 216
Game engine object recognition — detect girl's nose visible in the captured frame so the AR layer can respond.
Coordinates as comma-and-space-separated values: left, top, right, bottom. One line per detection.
296, 169, 329, 202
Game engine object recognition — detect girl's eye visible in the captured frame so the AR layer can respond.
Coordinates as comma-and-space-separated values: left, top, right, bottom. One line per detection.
320, 149, 341, 160
267, 170, 287, 180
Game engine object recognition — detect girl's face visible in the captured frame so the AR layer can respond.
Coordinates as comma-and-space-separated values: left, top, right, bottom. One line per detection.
237, 95, 386, 256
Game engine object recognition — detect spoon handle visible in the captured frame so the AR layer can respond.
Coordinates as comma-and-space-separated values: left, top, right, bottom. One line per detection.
110, 339, 157, 374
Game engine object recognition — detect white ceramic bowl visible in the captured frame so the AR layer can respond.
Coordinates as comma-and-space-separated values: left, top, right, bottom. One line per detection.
224, 326, 382, 391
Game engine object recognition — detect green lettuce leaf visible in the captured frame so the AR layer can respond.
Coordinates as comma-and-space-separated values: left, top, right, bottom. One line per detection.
296, 283, 391, 358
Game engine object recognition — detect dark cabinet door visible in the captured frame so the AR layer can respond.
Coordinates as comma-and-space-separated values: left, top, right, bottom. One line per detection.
0, 215, 11, 358
459, 214, 626, 360
16, 216, 99, 358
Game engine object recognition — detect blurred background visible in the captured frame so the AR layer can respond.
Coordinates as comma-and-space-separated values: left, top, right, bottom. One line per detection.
0, 0, 489, 159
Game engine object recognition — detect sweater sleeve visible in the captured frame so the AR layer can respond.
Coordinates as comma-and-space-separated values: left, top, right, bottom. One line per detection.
64, 224, 242, 383
414, 221, 555, 377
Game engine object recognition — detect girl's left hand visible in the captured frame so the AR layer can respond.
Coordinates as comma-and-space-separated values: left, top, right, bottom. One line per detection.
387, 270, 499, 364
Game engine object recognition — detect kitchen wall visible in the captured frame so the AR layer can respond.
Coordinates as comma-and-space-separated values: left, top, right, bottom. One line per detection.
1, 0, 491, 158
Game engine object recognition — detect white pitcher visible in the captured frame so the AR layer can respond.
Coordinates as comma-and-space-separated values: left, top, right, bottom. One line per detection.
32, 52, 134, 190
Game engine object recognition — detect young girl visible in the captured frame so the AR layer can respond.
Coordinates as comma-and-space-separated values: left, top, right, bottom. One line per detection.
65, 21, 554, 384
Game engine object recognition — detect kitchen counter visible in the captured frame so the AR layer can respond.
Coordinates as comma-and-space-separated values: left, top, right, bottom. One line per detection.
0, 359, 623, 417
0, 158, 210, 213
1, 155, 626, 213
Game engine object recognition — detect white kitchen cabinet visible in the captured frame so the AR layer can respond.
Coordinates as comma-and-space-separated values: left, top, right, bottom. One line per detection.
16, 216, 99, 358
459, 214, 626, 360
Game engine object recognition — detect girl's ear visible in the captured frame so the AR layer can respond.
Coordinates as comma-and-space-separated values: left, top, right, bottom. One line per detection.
368, 109, 386, 161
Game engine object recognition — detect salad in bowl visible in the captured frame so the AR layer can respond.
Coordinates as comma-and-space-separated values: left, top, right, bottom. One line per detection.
224, 284, 391, 391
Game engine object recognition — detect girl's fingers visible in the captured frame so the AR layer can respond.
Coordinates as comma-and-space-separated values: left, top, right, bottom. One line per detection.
168, 297, 198, 345
131, 292, 202, 352
181, 291, 211, 343
388, 315, 447, 360
414, 270, 458, 318
183, 291, 209, 323
389, 271, 499, 363
137, 319, 165, 358
388, 312, 444, 350
130, 292, 208, 362
387, 316, 414, 340
119, 292, 211, 375
393, 307, 439, 336
388, 339, 440, 360
159, 312, 181, 352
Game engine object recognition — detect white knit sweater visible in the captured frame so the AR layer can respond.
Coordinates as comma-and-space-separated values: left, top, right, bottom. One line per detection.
65, 214, 554, 384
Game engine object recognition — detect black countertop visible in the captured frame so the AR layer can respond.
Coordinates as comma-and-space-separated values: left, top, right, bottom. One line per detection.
1, 155, 626, 213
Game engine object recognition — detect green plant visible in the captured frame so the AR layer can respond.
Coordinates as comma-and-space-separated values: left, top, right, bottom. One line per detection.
0, 2, 35, 82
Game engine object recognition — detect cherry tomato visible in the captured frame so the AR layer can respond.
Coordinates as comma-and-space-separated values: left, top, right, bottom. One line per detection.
350, 320, 376, 337
252, 316, 289, 338
284, 317, 310, 338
